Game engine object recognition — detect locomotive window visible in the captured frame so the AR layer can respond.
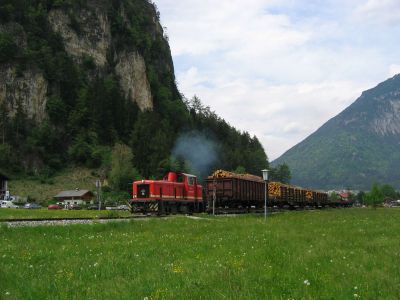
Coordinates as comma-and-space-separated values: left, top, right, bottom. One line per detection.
187, 177, 195, 185
177, 175, 184, 183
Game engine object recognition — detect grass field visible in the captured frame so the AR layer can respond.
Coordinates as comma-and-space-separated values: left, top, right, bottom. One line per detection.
0, 209, 131, 220
1, 208, 400, 299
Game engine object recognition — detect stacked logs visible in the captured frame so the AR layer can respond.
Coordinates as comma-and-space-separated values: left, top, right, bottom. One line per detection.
208, 170, 263, 182
305, 191, 313, 200
268, 182, 315, 201
208, 170, 321, 202
268, 182, 282, 197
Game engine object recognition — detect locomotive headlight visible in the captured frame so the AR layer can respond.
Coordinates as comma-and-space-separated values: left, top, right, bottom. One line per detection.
140, 189, 146, 196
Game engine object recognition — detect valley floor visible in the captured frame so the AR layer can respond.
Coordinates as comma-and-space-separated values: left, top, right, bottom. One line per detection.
1, 208, 399, 299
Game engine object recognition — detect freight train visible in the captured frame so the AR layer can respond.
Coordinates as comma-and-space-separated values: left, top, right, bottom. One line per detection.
129, 170, 352, 214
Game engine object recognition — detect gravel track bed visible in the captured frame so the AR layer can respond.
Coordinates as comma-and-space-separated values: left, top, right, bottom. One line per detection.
4, 218, 134, 228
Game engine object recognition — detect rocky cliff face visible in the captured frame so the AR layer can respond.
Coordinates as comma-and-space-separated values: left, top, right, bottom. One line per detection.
115, 51, 153, 110
48, 6, 153, 111
48, 8, 111, 67
0, 65, 48, 123
1, 0, 157, 122
0, 23, 48, 122
370, 94, 400, 136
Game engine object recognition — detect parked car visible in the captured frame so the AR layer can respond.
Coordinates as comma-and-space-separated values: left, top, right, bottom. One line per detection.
0, 201, 19, 208
117, 205, 130, 211
68, 204, 82, 210
87, 204, 104, 210
24, 203, 42, 209
48, 204, 62, 210
106, 204, 130, 211
105, 206, 118, 210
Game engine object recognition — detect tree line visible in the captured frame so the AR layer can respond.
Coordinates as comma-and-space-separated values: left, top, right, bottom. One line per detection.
329, 183, 399, 207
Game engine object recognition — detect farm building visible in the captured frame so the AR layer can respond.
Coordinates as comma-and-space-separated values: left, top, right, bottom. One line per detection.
0, 173, 8, 200
338, 192, 349, 201
54, 189, 95, 206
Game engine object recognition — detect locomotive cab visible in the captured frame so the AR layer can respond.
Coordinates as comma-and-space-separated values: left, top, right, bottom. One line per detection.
131, 172, 203, 214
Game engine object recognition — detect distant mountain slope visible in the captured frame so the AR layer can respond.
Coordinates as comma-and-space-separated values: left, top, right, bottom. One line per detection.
273, 74, 400, 190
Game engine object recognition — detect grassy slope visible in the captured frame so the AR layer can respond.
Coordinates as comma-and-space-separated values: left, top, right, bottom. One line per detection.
1, 208, 400, 299
8, 168, 100, 203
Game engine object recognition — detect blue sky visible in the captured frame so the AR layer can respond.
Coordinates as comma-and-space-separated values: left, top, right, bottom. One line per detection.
155, 0, 400, 160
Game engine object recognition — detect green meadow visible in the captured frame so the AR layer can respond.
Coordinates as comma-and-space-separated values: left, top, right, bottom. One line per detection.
1, 208, 400, 299
0, 209, 131, 220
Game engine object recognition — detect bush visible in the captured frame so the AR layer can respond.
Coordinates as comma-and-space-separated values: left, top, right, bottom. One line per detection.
363, 183, 385, 208
109, 143, 141, 191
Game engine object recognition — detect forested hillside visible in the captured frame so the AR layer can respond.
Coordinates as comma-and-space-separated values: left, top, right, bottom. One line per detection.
0, 0, 268, 184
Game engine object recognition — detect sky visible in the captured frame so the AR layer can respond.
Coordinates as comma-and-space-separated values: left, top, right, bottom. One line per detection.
155, 0, 400, 160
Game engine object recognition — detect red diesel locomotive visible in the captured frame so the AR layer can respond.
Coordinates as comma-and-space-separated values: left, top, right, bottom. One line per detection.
130, 172, 203, 214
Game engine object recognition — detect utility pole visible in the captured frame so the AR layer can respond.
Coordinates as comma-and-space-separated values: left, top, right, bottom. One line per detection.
262, 169, 269, 221
213, 179, 216, 216
96, 179, 102, 211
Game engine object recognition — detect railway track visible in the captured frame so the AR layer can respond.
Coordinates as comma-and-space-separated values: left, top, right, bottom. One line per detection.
0, 215, 146, 223
0, 214, 166, 227
0, 207, 345, 227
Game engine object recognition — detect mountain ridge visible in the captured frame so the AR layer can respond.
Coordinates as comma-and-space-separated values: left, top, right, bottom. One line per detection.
273, 74, 400, 190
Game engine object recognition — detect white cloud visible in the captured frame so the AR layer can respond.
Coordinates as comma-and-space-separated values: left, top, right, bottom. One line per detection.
354, 0, 400, 25
178, 74, 368, 159
155, 0, 400, 160
389, 64, 400, 77
159, 0, 309, 57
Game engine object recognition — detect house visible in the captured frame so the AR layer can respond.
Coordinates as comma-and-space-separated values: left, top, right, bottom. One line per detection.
0, 173, 8, 200
338, 192, 349, 201
54, 189, 95, 206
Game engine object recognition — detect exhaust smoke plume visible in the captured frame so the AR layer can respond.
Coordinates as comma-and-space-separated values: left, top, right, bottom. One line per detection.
172, 131, 218, 177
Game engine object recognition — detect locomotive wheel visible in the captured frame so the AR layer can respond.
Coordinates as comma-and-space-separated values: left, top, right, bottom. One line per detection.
188, 203, 194, 215
164, 202, 170, 215
170, 203, 178, 214
157, 200, 165, 216
179, 204, 188, 214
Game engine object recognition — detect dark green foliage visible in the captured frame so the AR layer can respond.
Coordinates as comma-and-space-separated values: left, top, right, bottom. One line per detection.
0, 101, 9, 145
356, 191, 365, 204
270, 163, 291, 183
0, 143, 13, 166
234, 166, 246, 174
0, 32, 17, 62
380, 184, 397, 199
363, 183, 385, 207
131, 111, 173, 178
109, 143, 141, 191
68, 133, 96, 165
46, 96, 67, 125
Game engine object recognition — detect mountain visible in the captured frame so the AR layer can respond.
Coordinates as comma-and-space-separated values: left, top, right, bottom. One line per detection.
0, 0, 268, 181
273, 74, 400, 190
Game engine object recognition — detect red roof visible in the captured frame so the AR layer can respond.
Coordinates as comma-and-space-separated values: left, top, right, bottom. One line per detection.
338, 192, 349, 199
